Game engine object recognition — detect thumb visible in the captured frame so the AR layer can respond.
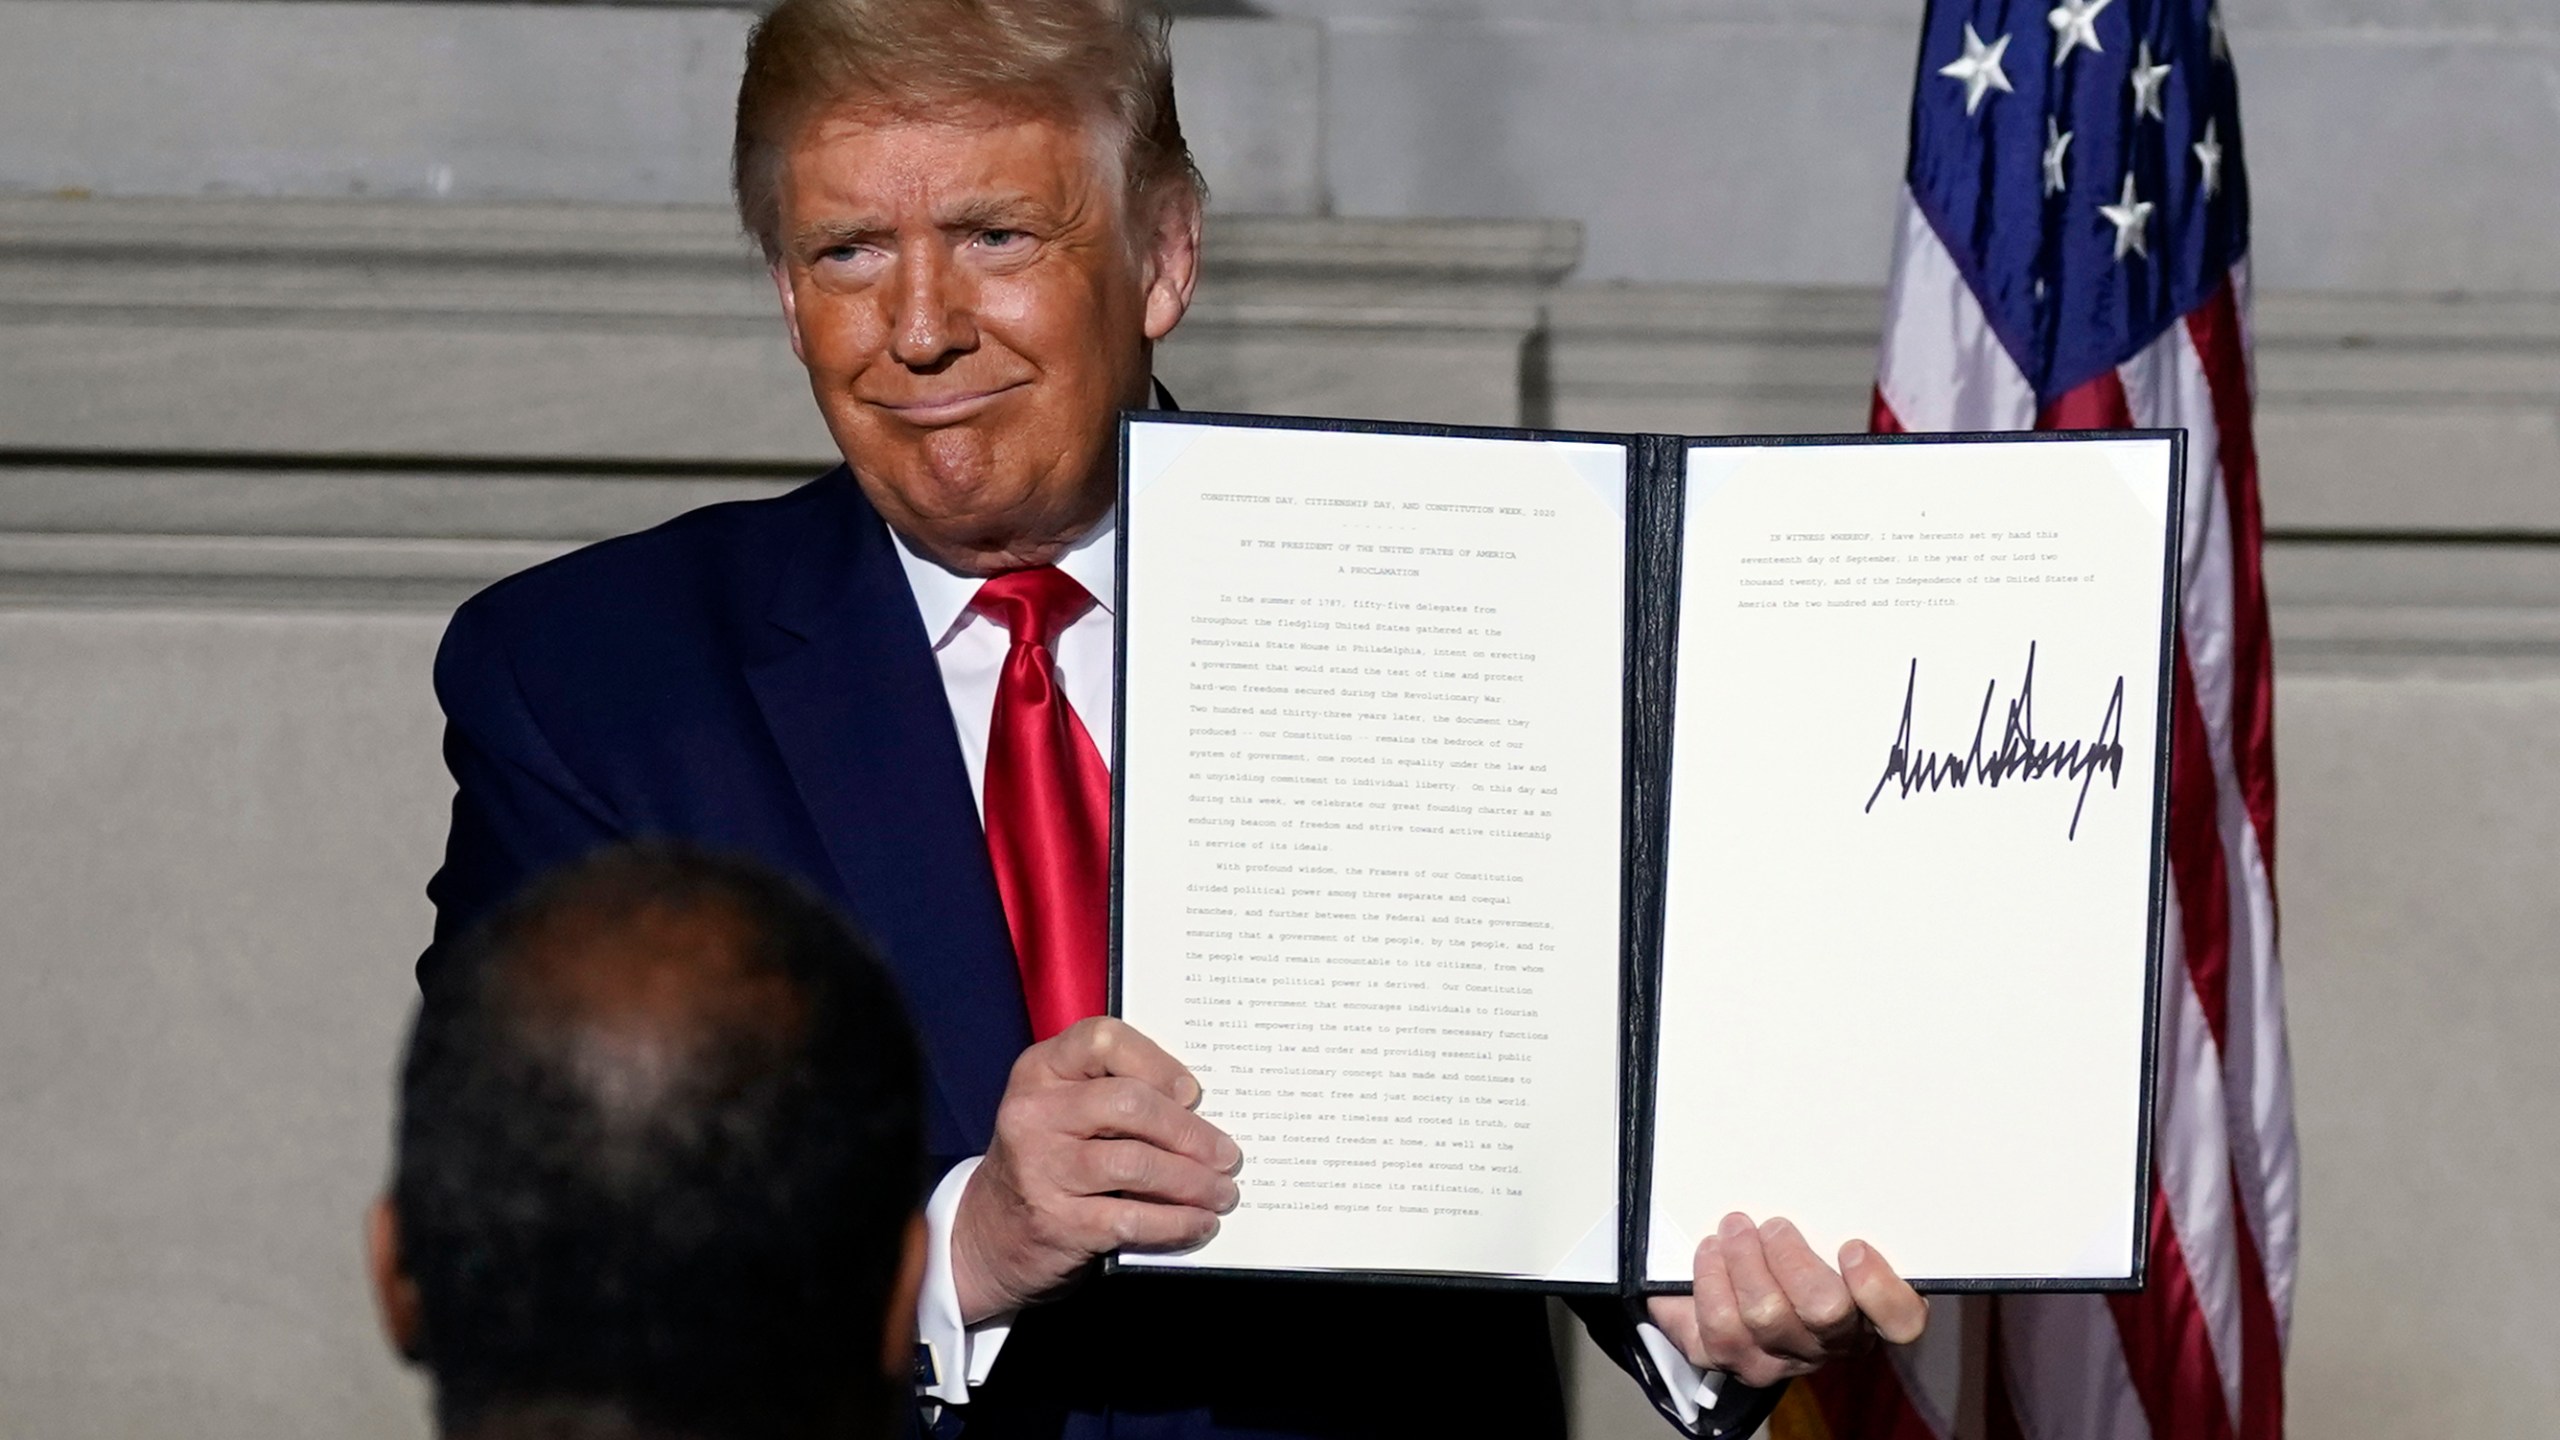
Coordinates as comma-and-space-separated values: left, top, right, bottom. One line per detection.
1841, 1240, 1929, 1345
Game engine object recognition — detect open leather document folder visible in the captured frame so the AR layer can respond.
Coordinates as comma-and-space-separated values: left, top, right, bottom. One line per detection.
1106, 412, 2185, 1295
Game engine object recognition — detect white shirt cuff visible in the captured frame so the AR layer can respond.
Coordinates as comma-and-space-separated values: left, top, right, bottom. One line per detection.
916, 1156, 1015, 1404
1635, 1320, 1727, 1433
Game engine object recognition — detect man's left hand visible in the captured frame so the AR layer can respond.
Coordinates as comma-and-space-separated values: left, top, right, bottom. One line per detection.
1644, 1212, 1929, 1388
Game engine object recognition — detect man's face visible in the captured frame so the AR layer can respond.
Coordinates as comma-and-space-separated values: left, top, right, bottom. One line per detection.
771, 101, 1199, 574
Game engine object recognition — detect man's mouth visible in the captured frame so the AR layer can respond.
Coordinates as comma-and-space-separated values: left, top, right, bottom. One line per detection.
871, 382, 1028, 427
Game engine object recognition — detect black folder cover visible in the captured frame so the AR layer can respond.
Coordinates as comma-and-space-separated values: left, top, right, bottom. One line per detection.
1106, 411, 2184, 1298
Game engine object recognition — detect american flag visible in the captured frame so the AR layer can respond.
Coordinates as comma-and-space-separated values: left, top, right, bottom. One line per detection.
1774, 2, 2299, 1439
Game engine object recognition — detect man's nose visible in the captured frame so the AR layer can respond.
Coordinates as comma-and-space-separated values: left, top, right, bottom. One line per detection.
888, 242, 978, 369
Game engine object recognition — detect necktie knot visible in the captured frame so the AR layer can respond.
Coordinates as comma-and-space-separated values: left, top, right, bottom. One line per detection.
971, 565, 1096, 649
969, 563, 1111, 1042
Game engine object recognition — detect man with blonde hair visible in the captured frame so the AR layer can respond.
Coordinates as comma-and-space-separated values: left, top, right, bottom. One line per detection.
422, 1, 1925, 1434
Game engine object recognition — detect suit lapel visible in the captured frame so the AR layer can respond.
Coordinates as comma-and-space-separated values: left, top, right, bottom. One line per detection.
743, 472, 1031, 1154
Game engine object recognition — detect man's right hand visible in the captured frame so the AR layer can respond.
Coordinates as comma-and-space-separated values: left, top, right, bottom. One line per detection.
950, 1017, 1242, 1324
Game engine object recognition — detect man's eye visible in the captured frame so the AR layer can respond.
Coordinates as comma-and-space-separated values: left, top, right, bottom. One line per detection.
978, 229, 1029, 249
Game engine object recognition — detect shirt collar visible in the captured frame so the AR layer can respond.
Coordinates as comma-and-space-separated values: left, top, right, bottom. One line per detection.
1053, 507, 1118, 620
891, 509, 1119, 650
889, 528, 984, 650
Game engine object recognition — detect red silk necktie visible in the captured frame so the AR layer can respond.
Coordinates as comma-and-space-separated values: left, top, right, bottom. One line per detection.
972, 566, 1113, 1042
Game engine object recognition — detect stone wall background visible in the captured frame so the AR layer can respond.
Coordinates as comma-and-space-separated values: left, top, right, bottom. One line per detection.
1, 3, 2555, 1439
1268, 0, 2560, 292
12, 0, 2552, 291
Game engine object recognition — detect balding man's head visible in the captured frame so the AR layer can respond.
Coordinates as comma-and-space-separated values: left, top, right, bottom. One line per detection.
370, 845, 925, 1440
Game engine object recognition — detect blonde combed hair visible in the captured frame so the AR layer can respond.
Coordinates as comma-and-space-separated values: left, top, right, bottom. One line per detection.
732, 0, 1206, 263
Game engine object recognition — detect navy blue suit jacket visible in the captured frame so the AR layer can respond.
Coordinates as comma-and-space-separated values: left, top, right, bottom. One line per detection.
422, 464, 1761, 1439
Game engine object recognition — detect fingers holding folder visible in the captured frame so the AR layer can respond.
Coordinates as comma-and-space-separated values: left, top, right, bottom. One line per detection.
1645, 1213, 1929, 1388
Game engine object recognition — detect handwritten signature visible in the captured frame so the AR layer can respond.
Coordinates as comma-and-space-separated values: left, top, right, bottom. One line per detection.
1863, 642, 2128, 840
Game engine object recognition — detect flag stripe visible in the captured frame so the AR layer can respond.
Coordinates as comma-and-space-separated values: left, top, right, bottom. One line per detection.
1875, 191, 2037, 433
2183, 277, 2302, 1351
2121, 303, 2294, 1440
1871, 386, 1907, 435
1984, 1302, 2028, 1440
2164, 616, 2235, 1056
2003, 1293, 2156, 1440
2145, 864, 2246, 1428
1791, 1339, 1943, 1440
2120, 305, 2295, 1313
2231, 1173, 2286, 1440
2108, 1191, 2239, 1440
2184, 283, 2278, 869
2034, 370, 2134, 431
2183, 288, 2296, 1438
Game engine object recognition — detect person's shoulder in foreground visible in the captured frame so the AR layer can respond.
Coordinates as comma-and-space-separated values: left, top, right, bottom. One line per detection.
366, 841, 927, 1440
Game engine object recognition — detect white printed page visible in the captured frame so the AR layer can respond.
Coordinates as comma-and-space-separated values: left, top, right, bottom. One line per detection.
1117, 419, 1628, 1285
1645, 437, 2176, 1286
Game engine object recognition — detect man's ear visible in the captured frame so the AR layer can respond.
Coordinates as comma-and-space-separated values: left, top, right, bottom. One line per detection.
881, 1210, 929, 1382
365, 1196, 426, 1363
771, 263, 810, 366
1138, 187, 1203, 344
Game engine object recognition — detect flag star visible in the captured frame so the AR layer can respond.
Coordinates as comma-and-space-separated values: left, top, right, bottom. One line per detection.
2098, 172, 2154, 261
2043, 117, 2075, 196
2047, 0, 2112, 68
1939, 24, 2015, 116
2130, 41, 2174, 120
2193, 117, 2225, 198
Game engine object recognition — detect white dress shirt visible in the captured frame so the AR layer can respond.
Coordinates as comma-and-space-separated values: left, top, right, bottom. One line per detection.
887, 505, 1726, 1429
892, 510, 1115, 1405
